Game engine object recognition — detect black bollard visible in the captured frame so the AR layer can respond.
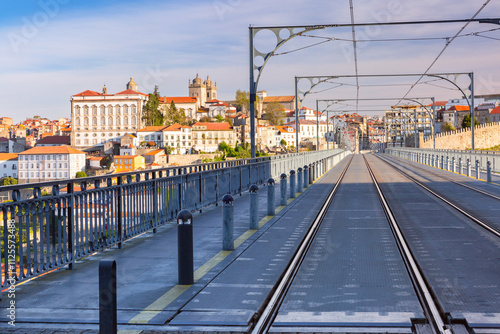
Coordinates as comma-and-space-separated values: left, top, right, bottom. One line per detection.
99, 260, 117, 334
177, 210, 194, 285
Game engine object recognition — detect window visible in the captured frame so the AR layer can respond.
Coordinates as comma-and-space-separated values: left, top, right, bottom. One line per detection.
117, 118, 121, 125
132, 116, 136, 125
84, 117, 89, 126
75, 107, 81, 116
109, 117, 113, 126
93, 117, 97, 126
84, 106, 89, 115
131, 105, 136, 114
76, 118, 81, 126
92, 106, 97, 115
64, 163, 68, 168
124, 116, 129, 125
101, 117, 105, 125
100, 105, 106, 115
123, 105, 129, 114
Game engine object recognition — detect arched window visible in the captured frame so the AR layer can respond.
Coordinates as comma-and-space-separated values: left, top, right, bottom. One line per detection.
123, 105, 129, 114
108, 117, 113, 126
108, 105, 113, 115
84, 117, 89, 126
100, 105, 106, 115
132, 116, 136, 125
101, 117, 105, 125
84, 106, 89, 116
76, 118, 81, 126
92, 106, 97, 115
75, 106, 81, 116
131, 105, 136, 114
124, 116, 129, 125
116, 117, 121, 125
115, 105, 121, 115
92, 117, 97, 126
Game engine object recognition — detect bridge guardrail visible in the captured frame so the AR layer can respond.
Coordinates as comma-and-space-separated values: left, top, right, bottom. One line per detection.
0, 149, 348, 287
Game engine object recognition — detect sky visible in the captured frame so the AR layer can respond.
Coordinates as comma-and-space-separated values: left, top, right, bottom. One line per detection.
1, 0, 500, 122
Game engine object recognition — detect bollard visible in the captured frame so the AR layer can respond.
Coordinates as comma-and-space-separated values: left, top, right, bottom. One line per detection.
309, 164, 313, 185
475, 160, 480, 179
289, 170, 296, 199
440, 156, 444, 169
466, 159, 471, 177
487, 161, 492, 182
177, 210, 193, 285
99, 260, 117, 334
267, 178, 275, 216
452, 157, 456, 173
303, 165, 309, 189
297, 167, 303, 192
249, 185, 259, 230
280, 173, 287, 206
446, 156, 449, 171
222, 194, 234, 251
458, 158, 462, 174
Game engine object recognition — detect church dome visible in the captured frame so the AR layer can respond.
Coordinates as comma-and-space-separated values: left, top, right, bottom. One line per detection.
192, 73, 202, 85
127, 77, 138, 91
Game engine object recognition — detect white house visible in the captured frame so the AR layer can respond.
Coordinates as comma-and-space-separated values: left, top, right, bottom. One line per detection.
275, 126, 296, 147
0, 153, 18, 179
283, 119, 332, 142
18, 146, 86, 184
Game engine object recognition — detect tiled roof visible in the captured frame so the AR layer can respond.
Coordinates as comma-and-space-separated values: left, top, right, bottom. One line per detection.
165, 123, 191, 131
89, 156, 105, 161
137, 126, 169, 132
276, 126, 296, 133
36, 135, 70, 145
114, 155, 139, 159
74, 90, 102, 97
448, 105, 470, 111
115, 89, 148, 96
192, 122, 232, 131
0, 153, 18, 161
144, 149, 165, 156
18, 145, 85, 155
263, 96, 295, 103
160, 96, 198, 104
206, 99, 221, 103
490, 106, 500, 114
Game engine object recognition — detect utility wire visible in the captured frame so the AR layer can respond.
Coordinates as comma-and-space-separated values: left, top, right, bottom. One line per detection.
397, 0, 492, 104
349, 0, 360, 113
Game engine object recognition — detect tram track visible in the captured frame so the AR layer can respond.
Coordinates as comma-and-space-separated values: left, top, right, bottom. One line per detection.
377, 153, 500, 238
249, 154, 456, 334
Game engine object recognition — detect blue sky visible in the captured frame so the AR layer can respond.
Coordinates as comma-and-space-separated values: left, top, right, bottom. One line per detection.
1, 0, 500, 122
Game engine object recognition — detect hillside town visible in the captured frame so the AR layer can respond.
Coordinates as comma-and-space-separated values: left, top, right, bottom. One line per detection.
1, 75, 499, 185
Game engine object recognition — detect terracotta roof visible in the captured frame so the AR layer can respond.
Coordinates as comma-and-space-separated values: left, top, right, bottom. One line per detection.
144, 149, 165, 156
74, 90, 102, 97
263, 96, 295, 103
427, 101, 448, 107
160, 96, 198, 104
490, 106, 500, 114
89, 156, 105, 161
276, 126, 296, 133
0, 153, 18, 161
447, 105, 470, 111
137, 126, 169, 132
165, 123, 191, 131
115, 89, 148, 96
114, 155, 139, 159
206, 99, 221, 103
36, 135, 70, 145
192, 122, 232, 131
18, 145, 85, 155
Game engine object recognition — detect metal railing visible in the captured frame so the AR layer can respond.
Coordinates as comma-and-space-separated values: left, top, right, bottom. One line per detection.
0, 149, 347, 286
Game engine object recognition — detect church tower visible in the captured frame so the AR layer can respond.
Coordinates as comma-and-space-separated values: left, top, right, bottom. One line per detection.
189, 74, 217, 107
126, 77, 138, 92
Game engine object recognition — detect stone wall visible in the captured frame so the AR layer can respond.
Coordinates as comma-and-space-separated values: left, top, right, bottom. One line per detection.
420, 121, 500, 150
167, 153, 218, 165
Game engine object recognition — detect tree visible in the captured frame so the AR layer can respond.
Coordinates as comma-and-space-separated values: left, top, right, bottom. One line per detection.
163, 145, 173, 163
218, 141, 237, 157
263, 102, 286, 125
164, 101, 187, 126
75, 171, 87, 178
0, 177, 18, 186
215, 115, 225, 122
441, 122, 455, 132
234, 90, 260, 113
461, 114, 479, 129
280, 139, 287, 146
199, 116, 212, 122
142, 85, 164, 126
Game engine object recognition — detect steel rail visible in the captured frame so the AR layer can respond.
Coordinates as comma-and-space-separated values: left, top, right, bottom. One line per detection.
363, 155, 450, 334
385, 154, 500, 201
250, 155, 354, 334
377, 154, 500, 238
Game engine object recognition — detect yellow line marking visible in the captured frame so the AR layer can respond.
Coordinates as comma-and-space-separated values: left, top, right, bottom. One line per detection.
118, 330, 143, 334
128, 203, 286, 324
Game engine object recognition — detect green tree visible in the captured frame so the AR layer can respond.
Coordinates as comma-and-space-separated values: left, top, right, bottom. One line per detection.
164, 101, 187, 126
215, 115, 225, 122
234, 90, 260, 113
441, 122, 455, 132
75, 171, 87, 178
461, 114, 479, 128
218, 141, 237, 157
0, 177, 18, 186
263, 102, 286, 125
142, 85, 164, 126
280, 139, 287, 146
163, 145, 173, 163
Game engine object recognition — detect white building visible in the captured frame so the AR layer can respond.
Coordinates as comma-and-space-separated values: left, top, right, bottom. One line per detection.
18, 146, 86, 184
283, 119, 332, 142
70, 78, 149, 148
163, 123, 192, 154
275, 126, 296, 147
160, 96, 199, 120
0, 153, 18, 179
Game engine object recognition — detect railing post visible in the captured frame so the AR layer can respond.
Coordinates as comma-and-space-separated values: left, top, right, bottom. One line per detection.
467, 159, 471, 177
458, 158, 462, 174
452, 157, 456, 173
177, 210, 193, 285
487, 161, 492, 183
280, 173, 287, 206
249, 185, 259, 230
297, 167, 303, 193
99, 260, 117, 334
267, 178, 275, 216
446, 156, 449, 171
117, 177, 123, 249
475, 160, 480, 179
152, 172, 158, 233
303, 165, 309, 190
289, 170, 296, 199
440, 155, 444, 169
222, 194, 234, 251
67, 182, 74, 269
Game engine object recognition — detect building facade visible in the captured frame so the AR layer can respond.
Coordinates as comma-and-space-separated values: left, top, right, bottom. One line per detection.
114, 155, 145, 173
189, 74, 217, 108
0, 153, 18, 179
191, 122, 235, 153
18, 146, 86, 184
70, 78, 149, 148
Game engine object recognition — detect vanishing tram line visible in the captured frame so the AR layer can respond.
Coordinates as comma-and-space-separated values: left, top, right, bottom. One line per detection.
377, 154, 500, 238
